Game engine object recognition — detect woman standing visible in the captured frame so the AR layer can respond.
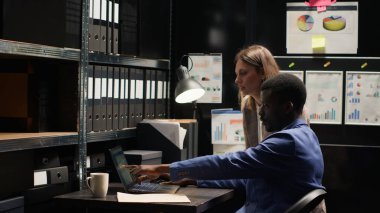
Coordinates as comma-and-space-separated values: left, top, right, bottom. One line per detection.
234, 45, 280, 148
235, 45, 310, 148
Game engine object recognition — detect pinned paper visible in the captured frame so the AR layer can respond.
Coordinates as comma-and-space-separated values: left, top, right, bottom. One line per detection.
305, 0, 337, 13
312, 35, 326, 53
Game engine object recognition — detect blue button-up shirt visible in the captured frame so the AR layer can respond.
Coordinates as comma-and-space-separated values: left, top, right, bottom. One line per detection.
170, 119, 324, 213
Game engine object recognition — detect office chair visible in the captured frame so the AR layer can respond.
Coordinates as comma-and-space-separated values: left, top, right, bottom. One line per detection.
285, 189, 327, 213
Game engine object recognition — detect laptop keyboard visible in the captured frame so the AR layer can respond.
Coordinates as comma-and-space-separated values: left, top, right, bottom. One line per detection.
130, 182, 161, 193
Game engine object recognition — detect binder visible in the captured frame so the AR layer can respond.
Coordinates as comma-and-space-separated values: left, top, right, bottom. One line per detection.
88, 0, 95, 52
87, 66, 94, 132
113, 0, 119, 54
92, 0, 101, 52
144, 69, 151, 119
150, 69, 157, 119
93, 65, 102, 132
100, 66, 108, 131
128, 68, 136, 127
135, 68, 144, 124
107, 0, 113, 54
155, 70, 165, 119
163, 72, 169, 118
100, 0, 108, 53
106, 66, 114, 130
112, 66, 120, 130
119, 67, 126, 129
123, 67, 130, 128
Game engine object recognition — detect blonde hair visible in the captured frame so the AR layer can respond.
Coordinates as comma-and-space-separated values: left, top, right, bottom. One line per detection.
235, 45, 280, 110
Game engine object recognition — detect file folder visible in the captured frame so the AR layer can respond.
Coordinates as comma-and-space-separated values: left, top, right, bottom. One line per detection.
87, 66, 94, 132
93, 65, 102, 131
100, 66, 108, 131
106, 66, 114, 130
88, 0, 95, 52
150, 69, 157, 119
163, 73, 169, 118
123, 67, 130, 128
118, 67, 125, 129
113, 0, 119, 54
135, 68, 144, 124
113, 66, 120, 130
107, 0, 113, 54
129, 68, 136, 127
155, 70, 165, 119
100, 0, 108, 53
144, 69, 152, 119
92, 0, 101, 52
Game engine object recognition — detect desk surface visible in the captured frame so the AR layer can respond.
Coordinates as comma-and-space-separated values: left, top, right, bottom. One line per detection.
54, 183, 236, 213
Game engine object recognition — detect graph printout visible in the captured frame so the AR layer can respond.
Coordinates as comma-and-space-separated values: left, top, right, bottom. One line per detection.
345, 72, 380, 126
305, 71, 343, 124
189, 54, 223, 103
280, 70, 304, 82
211, 109, 245, 145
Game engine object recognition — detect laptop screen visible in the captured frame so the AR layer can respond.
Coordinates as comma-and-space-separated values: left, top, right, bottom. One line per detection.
109, 146, 136, 189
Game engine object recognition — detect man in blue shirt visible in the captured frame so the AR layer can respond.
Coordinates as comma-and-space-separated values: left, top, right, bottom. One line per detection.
129, 73, 325, 212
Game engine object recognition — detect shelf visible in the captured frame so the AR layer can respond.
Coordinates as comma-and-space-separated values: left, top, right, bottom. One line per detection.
89, 52, 170, 70
0, 132, 78, 153
87, 128, 136, 143
0, 39, 80, 61
0, 128, 136, 152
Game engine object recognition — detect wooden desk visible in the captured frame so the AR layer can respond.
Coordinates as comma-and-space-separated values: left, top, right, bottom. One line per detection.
54, 183, 241, 213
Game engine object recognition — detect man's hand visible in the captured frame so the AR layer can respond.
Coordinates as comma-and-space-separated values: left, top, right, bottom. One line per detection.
123, 164, 170, 183
162, 178, 197, 187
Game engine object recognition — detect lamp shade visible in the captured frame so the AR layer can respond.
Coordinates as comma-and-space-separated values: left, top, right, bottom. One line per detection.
174, 65, 205, 103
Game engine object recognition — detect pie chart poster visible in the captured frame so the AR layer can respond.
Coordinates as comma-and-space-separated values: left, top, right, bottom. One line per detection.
286, 2, 358, 54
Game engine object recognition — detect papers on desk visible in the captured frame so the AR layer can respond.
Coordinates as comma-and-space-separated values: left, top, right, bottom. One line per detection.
117, 192, 191, 203
141, 119, 187, 149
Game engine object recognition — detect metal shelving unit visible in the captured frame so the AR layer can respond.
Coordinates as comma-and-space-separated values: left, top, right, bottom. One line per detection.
0, 39, 80, 61
89, 52, 170, 70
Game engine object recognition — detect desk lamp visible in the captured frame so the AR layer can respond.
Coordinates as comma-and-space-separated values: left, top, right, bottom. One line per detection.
174, 56, 205, 103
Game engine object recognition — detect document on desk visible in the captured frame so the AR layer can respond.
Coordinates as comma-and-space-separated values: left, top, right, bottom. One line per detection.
117, 192, 190, 203
141, 119, 187, 149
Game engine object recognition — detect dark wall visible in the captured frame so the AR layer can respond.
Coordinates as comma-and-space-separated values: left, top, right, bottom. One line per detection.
171, 0, 246, 155
171, 0, 380, 212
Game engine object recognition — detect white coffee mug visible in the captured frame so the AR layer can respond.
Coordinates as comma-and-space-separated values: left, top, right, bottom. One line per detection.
86, 173, 109, 198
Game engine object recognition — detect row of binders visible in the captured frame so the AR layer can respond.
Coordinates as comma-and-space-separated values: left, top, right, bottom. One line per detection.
87, 65, 169, 132
89, 0, 119, 54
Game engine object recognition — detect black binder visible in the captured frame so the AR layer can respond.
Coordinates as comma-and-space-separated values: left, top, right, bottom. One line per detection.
87, 66, 94, 132
113, 0, 119, 54
118, 67, 125, 129
155, 70, 165, 119
106, 66, 113, 130
107, 0, 113, 54
123, 67, 130, 128
100, 66, 108, 131
100, 0, 108, 53
128, 68, 136, 127
112, 66, 120, 130
135, 68, 144, 124
93, 65, 102, 131
88, 0, 95, 52
164, 73, 169, 118
92, 0, 101, 52
144, 69, 151, 119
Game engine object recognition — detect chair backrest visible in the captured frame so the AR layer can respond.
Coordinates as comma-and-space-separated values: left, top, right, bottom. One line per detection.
285, 189, 327, 213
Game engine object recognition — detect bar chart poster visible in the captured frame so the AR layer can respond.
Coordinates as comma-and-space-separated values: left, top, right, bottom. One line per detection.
345, 71, 380, 126
211, 109, 245, 145
280, 70, 304, 82
305, 71, 343, 124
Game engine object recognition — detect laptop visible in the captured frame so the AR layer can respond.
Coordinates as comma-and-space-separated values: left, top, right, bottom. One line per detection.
109, 146, 180, 194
